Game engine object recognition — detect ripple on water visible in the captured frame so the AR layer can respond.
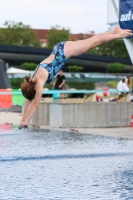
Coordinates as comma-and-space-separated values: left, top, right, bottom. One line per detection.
0, 130, 133, 200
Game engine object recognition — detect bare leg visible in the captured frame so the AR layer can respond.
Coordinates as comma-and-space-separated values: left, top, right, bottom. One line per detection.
64, 26, 132, 58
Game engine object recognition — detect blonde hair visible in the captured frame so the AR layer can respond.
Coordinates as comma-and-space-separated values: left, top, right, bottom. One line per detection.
21, 76, 36, 100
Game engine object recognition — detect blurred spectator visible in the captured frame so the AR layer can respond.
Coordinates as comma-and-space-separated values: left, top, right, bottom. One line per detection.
117, 77, 131, 102
53, 69, 65, 90
96, 95, 103, 102
109, 97, 118, 102
117, 78, 129, 93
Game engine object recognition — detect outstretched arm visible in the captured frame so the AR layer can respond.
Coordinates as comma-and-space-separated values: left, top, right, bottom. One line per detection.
20, 100, 32, 125
19, 80, 44, 128
53, 77, 57, 88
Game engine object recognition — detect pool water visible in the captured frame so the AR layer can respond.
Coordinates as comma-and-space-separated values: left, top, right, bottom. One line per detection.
0, 129, 133, 200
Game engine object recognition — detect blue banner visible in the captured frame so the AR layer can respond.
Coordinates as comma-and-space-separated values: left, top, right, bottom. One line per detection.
119, 0, 133, 36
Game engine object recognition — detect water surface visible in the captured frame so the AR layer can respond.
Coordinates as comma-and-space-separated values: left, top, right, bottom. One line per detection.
0, 129, 133, 200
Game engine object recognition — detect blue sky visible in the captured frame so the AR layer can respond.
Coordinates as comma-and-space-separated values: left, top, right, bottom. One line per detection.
0, 0, 109, 34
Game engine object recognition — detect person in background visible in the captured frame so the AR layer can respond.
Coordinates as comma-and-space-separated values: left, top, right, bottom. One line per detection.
117, 78, 130, 103
117, 77, 129, 92
96, 95, 103, 102
53, 69, 66, 90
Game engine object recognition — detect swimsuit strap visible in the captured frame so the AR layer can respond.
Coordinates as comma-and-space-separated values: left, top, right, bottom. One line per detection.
31, 64, 40, 79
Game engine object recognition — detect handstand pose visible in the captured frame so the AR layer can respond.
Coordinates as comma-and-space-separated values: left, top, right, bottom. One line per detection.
19, 26, 132, 129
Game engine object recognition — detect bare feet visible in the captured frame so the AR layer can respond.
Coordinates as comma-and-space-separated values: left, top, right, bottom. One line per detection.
114, 26, 132, 38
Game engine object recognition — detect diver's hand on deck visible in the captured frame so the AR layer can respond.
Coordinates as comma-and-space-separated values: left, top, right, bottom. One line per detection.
18, 124, 29, 130
18, 120, 29, 130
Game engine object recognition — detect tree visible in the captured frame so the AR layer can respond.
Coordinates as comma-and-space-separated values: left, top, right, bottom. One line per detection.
88, 39, 129, 58
107, 62, 125, 73
21, 62, 37, 70
46, 25, 71, 49
0, 21, 41, 47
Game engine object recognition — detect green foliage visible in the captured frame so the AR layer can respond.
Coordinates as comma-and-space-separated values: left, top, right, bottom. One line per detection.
67, 82, 94, 90
46, 25, 71, 49
68, 65, 83, 73
21, 62, 37, 70
107, 62, 125, 73
106, 81, 118, 89
0, 21, 41, 47
44, 83, 53, 90
10, 77, 94, 91
43, 81, 94, 90
10, 78, 23, 89
88, 39, 129, 58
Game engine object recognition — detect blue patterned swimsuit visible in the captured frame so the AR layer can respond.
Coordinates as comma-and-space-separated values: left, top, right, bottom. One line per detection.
33, 41, 68, 84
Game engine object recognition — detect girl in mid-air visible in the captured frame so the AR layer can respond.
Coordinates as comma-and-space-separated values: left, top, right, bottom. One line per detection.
19, 26, 132, 129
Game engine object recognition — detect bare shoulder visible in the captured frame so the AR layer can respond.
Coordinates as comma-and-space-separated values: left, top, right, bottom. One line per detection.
36, 67, 49, 83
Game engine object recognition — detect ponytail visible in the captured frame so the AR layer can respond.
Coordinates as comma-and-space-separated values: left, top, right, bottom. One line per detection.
24, 76, 30, 82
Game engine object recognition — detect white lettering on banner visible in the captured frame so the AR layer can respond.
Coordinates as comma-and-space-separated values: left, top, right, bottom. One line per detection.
120, 11, 133, 21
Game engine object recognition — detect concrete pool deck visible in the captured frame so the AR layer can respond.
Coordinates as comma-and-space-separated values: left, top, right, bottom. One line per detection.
0, 112, 133, 139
